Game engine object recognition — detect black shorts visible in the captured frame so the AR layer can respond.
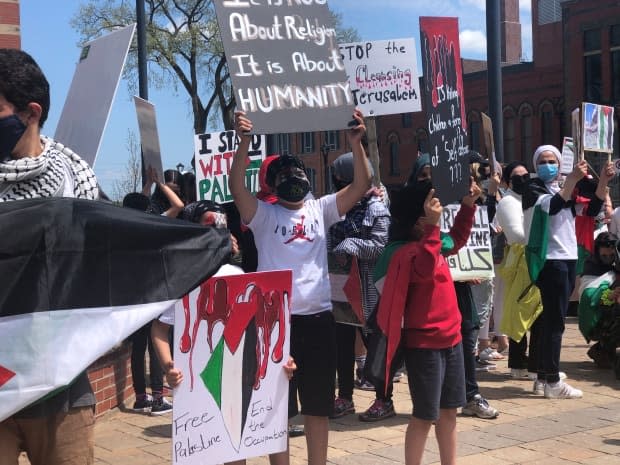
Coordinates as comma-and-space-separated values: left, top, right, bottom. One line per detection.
404, 342, 466, 421
288, 311, 336, 417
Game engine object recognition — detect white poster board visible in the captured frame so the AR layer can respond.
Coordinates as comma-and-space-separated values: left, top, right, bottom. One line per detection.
338, 38, 421, 116
172, 270, 291, 465
440, 205, 494, 281
133, 97, 164, 181
194, 131, 265, 203
55, 24, 136, 168
560, 136, 575, 175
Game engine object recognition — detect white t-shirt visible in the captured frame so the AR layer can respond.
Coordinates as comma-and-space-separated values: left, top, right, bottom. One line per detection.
248, 194, 343, 316
158, 263, 243, 325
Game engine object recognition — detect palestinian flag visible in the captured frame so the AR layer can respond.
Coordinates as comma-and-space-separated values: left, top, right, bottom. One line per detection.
578, 271, 615, 342
0, 198, 230, 422
523, 179, 552, 282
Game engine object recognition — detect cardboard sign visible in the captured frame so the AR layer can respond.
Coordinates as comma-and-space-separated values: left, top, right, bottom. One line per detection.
481, 112, 502, 175
213, 0, 354, 134
133, 96, 164, 181
560, 136, 575, 175
55, 24, 136, 168
338, 38, 421, 116
572, 108, 582, 161
419, 17, 469, 204
583, 102, 615, 153
194, 131, 265, 203
173, 270, 292, 465
440, 205, 494, 281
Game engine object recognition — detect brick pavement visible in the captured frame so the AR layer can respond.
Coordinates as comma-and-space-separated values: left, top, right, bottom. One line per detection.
20, 317, 620, 464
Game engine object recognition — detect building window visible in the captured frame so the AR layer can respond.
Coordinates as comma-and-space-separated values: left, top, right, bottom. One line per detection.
301, 132, 314, 153
323, 130, 339, 150
584, 29, 602, 103
267, 134, 291, 155
541, 106, 553, 144
503, 109, 516, 162
389, 142, 400, 176
416, 129, 429, 154
402, 113, 412, 128
520, 111, 533, 161
306, 167, 317, 193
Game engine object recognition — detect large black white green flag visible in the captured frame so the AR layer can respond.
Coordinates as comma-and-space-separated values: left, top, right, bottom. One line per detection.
0, 198, 230, 421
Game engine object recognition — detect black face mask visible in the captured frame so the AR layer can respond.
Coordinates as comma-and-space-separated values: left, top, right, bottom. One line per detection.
510, 174, 529, 195
276, 176, 310, 203
0, 114, 27, 159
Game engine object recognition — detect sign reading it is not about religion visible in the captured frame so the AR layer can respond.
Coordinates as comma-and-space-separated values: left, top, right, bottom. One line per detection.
213, 0, 355, 134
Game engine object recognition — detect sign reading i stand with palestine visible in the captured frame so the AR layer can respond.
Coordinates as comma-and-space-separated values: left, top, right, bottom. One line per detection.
213, 0, 355, 134
419, 17, 469, 205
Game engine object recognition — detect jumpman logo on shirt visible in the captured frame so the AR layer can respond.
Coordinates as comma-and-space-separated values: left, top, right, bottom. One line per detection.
284, 215, 314, 244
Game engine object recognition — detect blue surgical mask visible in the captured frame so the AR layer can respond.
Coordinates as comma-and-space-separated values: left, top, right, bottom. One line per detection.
0, 114, 27, 159
537, 163, 558, 183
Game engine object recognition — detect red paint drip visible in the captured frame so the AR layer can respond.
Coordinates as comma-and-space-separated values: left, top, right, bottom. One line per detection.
0, 365, 15, 389
253, 289, 286, 390
180, 294, 192, 353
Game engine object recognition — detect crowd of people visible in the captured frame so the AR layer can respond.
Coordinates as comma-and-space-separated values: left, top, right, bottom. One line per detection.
1, 47, 619, 465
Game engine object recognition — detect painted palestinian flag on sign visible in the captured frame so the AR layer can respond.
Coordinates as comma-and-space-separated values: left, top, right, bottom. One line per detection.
0, 198, 231, 422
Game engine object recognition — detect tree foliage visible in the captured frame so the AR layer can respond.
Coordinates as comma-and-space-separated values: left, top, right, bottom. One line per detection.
71, 1, 359, 134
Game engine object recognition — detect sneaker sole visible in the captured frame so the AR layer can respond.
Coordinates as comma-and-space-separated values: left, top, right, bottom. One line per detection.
329, 408, 355, 419
131, 407, 151, 413
461, 409, 499, 419
358, 410, 396, 422
150, 408, 173, 416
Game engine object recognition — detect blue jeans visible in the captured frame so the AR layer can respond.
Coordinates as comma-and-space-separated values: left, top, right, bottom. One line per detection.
535, 260, 576, 384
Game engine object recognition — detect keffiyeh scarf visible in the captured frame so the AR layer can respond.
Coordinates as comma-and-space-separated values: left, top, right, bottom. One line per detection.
0, 137, 98, 201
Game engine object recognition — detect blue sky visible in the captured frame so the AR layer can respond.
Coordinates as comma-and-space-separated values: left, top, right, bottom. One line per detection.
20, 0, 532, 196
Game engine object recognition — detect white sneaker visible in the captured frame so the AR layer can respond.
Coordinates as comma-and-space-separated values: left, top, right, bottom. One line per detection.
559, 371, 567, 380
544, 381, 583, 399
479, 347, 504, 361
532, 380, 545, 395
510, 368, 529, 379
528, 371, 568, 381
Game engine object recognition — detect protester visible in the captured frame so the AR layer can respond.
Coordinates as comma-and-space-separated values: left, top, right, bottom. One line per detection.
374, 178, 478, 465
327, 152, 390, 418
0, 48, 98, 465
230, 109, 371, 465
523, 145, 614, 398
150, 169, 183, 215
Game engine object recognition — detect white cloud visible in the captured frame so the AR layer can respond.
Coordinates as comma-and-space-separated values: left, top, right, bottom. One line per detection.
459, 29, 487, 56
520, 0, 532, 12
460, 0, 485, 10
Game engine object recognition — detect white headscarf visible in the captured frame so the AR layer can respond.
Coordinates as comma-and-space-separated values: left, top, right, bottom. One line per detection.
532, 145, 561, 172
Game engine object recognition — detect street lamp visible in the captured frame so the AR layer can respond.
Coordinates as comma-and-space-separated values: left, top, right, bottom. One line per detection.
320, 143, 330, 195
176, 162, 185, 173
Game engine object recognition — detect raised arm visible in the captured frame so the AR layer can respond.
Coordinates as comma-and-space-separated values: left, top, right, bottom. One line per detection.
336, 109, 372, 216
229, 111, 258, 225
160, 181, 185, 218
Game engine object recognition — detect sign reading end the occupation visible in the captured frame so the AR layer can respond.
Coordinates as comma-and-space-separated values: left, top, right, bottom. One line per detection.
214, 0, 355, 134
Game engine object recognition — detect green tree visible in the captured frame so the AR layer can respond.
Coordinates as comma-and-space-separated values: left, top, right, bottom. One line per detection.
71, 1, 359, 134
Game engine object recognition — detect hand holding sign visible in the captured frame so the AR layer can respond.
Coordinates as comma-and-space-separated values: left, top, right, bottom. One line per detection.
461, 177, 482, 208
423, 188, 443, 226
235, 111, 253, 138
600, 161, 616, 184
346, 109, 367, 145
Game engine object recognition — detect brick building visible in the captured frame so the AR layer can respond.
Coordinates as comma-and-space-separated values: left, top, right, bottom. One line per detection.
0, 0, 20, 49
275, 0, 620, 197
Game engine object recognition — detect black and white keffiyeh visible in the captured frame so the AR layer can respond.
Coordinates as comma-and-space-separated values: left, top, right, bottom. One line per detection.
0, 137, 98, 201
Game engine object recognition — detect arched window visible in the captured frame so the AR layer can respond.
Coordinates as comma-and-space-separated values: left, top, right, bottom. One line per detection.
387, 132, 400, 176
519, 103, 534, 160
503, 106, 516, 162
539, 101, 554, 145
416, 128, 429, 154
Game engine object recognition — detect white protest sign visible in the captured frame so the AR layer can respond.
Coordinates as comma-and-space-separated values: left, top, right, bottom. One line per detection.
560, 136, 575, 175
133, 96, 164, 181
173, 270, 292, 465
55, 24, 136, 168
440, 205, 494, 281
338, 38, 421, 116
194, 131, 266, 203
583, 102, 615, 153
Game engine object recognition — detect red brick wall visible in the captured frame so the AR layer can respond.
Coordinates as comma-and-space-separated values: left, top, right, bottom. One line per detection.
0, 0, 20, 49
87, 342, 134, 417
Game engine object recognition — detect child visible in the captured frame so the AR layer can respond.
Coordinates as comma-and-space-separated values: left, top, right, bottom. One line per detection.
375, 180, 478, 465
229, 109, 371, 465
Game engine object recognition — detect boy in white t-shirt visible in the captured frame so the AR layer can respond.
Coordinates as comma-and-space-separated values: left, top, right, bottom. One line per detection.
229, 109, 371, 465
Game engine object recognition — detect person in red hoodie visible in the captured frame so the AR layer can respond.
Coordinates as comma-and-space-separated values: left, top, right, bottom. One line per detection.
375, 179, 478, 465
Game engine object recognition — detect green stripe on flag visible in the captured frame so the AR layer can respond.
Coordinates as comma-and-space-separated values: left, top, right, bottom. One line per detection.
525, 204, 549, 282
201, 338, 224, 408
578, 282, 610, 342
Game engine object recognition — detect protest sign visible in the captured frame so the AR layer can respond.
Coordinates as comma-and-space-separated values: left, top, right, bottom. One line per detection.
440, 205, 494, 281
338, 38, 421, 116
194, 131, 265, 203
583, 102, 615, 153
419, 17, 469, 204
213, 0, 354, 134
481, 112, 502, 175
560, 136, 575, 175
55, 24, 135, 168
133, 96, 164, 181
572, 108, 582, 161
173, 270, 292, 465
